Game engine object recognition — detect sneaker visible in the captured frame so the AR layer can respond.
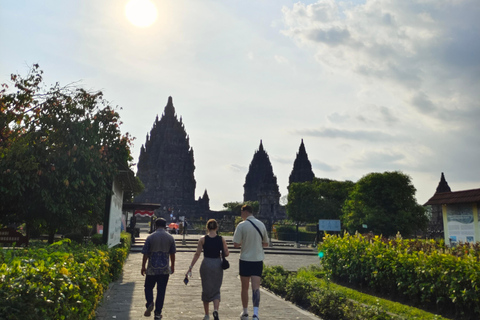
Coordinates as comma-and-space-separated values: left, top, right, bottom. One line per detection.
240, 313, 249, 320
252, 316, 259, 320
144, 302, 154, 317
203, 315, 210, 320
213, 311, 219, 320
154, 313, 162, 320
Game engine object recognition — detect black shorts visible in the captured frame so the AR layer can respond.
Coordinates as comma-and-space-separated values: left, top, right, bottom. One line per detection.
239, 260, 263, 277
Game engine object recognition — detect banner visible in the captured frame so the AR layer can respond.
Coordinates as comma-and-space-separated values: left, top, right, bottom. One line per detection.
135, 210, 155, 217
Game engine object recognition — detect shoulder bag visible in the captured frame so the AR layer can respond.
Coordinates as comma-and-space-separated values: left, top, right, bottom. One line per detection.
246, 219, 264, 241
220, 236, 230, 270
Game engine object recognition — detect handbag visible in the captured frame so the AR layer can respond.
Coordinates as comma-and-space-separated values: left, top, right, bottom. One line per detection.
220, 237, 230, 270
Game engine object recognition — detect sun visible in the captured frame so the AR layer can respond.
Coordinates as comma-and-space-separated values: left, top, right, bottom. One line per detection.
125, 0, 158, 28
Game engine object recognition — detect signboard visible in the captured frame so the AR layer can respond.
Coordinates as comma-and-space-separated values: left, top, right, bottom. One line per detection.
107, 179, 124, 248
318, 219, 341, 232
447, 204, 475, 244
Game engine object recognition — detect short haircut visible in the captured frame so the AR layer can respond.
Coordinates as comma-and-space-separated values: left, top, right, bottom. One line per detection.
206, 219, 218, 231
241, 205, 253, 213
155, 218, 167, 228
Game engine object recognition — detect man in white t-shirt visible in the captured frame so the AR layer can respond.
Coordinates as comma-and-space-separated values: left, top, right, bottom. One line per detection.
233, 205, 269, 320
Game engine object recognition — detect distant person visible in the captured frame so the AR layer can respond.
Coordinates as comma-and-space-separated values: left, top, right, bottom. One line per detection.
129, 214, 137, 243
233, 205, 269, 320
184, 219, 188, 235
187, 219, 229, 320
141, 218, 176, 320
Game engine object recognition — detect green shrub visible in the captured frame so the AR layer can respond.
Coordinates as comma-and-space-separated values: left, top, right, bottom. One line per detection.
64, 233, 84, 244
262, 261, 449, 320
275, 225, 316, 242
0, 234, 131, 320
319, 232, 480, 319
285, 276, 316, 307
262, 265, 289, 297
90, 233, 103, 245
309, 289, 351, 320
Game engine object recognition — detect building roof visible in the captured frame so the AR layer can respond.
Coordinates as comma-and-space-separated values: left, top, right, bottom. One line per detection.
424, 188, 480, 205
122, 203, 161, 211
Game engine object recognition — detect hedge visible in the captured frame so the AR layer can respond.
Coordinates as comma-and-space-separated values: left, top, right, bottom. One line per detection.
319, 232, 480, 319
0, 232, 131, 320
262, 265, 447, 320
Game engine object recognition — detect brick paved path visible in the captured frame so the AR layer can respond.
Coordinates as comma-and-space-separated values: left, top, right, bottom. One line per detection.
95, 234, 322, 320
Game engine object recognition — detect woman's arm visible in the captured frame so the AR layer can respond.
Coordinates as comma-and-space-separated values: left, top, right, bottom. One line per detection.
222, 236, 230, 257
187, 237, 204, 274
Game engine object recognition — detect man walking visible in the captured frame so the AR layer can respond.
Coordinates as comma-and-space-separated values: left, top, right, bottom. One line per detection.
141, 218, 176, 319
233, 205, 269, 320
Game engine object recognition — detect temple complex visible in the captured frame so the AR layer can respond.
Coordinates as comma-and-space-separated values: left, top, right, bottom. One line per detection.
134, 97, 210, 219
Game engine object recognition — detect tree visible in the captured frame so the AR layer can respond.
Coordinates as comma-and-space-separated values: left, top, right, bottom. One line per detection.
341, 171, 428, 237
0, 65, 133, 242
222, 201, 259, 216
286, 178, 354, 223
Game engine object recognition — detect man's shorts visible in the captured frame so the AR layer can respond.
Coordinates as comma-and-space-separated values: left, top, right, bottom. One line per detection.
239, 260, 263, 277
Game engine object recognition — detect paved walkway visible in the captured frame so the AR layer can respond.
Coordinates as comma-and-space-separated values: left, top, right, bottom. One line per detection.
95, 233, 322, 320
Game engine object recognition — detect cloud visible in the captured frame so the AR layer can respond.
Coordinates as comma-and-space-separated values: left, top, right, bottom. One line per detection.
311, 159, 338, 172
274, 55, 289, 64
328, 104, 399, 126
227, 164, 247, 173
281, 0, 480, 127
295, 127, 404, 142
348, 149, 406, 169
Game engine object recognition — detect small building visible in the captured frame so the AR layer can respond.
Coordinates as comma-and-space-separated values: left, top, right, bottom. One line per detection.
424, 173, 480, 245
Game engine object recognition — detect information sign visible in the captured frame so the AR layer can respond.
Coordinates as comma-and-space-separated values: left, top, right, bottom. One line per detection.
318, 219, 341, 232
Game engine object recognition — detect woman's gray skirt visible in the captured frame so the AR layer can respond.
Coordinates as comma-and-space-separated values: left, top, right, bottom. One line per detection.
199, 257, 223, 302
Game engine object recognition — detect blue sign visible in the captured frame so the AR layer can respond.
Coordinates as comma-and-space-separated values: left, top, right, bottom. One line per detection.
318, 219, 341, 231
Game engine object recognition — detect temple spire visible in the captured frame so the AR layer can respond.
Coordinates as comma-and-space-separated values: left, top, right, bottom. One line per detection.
289, 139, 314, 187
435, 172, 451, 193
164, 96, 176, 117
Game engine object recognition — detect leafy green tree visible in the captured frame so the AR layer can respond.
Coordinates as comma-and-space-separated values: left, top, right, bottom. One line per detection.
341, 171, 428, 237
286, 178, 354, 223
222, 201, 259, 216
0, 65, 133, 242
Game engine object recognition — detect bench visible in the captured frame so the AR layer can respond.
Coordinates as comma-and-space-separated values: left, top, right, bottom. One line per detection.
0, 228, 29, 247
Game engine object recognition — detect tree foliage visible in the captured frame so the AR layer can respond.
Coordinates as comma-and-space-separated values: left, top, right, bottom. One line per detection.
341, 171, 428, 237
222, 201, 259, 215
286, 178, 354, 223
0, 65, 133, 240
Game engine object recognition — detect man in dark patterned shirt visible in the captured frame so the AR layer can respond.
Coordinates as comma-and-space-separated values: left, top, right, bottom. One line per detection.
141, 218, 176, 319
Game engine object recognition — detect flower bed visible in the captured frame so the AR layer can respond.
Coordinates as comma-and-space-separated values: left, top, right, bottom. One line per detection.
319, 233, 480, 319
262, 264, 449, 320
0, 232, 131, 320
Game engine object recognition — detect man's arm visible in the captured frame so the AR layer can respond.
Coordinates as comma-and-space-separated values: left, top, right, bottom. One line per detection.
233, 224, 242, 248
141, 254, 148, 276
170, 253, 175, 274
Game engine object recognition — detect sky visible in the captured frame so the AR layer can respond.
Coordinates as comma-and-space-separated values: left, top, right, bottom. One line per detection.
1, 0, 479, 211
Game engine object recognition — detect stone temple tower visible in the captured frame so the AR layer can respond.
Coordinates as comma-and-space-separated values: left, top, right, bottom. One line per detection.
244, 141, 281, 220
288, 139, 315, 188
135, 97, 198, 217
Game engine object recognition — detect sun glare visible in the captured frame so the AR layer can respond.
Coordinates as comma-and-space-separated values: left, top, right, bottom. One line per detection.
125, 0, 158, 28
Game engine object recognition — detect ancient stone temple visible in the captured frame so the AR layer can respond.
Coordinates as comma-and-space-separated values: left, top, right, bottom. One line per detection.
134, 97, 209, 218
288, 139, 315, 188
244, 141, 283, 221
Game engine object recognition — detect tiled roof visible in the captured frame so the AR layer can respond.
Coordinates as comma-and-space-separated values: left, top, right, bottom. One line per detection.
424, 188, 480, 205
